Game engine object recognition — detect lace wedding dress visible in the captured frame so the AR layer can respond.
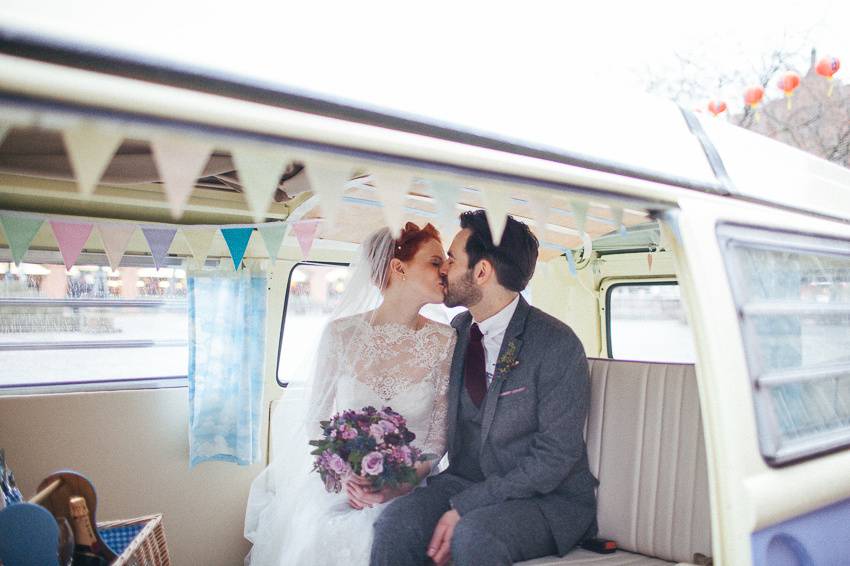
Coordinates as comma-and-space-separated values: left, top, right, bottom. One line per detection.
244, 314, 455, 566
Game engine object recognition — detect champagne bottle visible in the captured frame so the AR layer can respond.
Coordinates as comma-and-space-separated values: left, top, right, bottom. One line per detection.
69, 496, 108, 566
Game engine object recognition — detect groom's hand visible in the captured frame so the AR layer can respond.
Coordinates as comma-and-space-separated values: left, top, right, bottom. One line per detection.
427, 509, 460, 566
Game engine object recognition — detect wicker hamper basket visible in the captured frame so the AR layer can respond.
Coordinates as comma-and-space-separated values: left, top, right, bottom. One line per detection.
98, 513, 171, 566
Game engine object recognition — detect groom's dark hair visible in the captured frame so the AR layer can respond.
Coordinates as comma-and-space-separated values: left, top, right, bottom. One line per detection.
460, 210, 539, 292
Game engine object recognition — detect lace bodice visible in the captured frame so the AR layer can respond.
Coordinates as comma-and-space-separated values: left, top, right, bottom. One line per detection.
314, 315, 455, 456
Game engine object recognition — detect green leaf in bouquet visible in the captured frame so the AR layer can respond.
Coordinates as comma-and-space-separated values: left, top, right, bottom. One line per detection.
310, 448, 325, 456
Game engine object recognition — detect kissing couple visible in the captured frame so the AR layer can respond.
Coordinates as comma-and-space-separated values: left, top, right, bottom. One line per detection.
244, 210, 598, 565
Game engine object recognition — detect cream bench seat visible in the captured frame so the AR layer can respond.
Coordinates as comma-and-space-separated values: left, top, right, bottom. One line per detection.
518, 358, 712, 566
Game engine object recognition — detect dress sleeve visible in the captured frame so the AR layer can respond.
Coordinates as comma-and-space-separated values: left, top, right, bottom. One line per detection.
422, 329, 456, 461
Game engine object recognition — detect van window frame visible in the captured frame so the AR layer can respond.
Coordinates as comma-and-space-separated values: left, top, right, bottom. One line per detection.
276, 260, 349, 388
602, 277, 684, 360
718, 222, 850, 466
0, 253, 190, 395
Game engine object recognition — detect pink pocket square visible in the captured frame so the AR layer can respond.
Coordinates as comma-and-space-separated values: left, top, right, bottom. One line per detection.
499, 386, 527, 398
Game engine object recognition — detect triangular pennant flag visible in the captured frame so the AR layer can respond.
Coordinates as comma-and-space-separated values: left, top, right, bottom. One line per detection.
150, 136, 213, 219
305, 160, 350, 229
221, 227, 254, 270
182, 227, 217, 268
49, 221, 93, 270
232, 144, 289, 223
527, 192, 552, 236
564, 249, 577, 277
62, 121, 124, 198
98, 224, 136, 271
647, 252, 654, 271
0, 215, 43, 267
571, 201, 589, 235
612, 206, 626, 235
479, 184, 513, 245
430, 179, 461, 237
291, 219, 320, 259
142, 227, 177, 270
258, 222, 288, 261
371, 168, 413, 239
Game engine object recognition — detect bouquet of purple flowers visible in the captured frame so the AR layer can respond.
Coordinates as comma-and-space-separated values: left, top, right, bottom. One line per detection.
309, 406, 432, 493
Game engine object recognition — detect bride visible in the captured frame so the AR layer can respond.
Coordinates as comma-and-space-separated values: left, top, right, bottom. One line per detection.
244, 222, 456, 565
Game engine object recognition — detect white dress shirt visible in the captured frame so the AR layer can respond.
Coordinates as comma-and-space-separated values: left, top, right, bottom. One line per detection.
473, 294, 520, 387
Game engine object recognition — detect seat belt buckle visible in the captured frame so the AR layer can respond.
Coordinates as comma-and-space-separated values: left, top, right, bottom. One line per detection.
579, 538, 617, 554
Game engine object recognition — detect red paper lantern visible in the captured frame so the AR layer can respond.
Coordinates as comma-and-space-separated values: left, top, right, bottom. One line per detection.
707, 100, 727, 116
816, 56, 840, 78
744, 86, 765, 108
777, 71, 801, 109
815, 56, 840, 96
743, 85, 765, 122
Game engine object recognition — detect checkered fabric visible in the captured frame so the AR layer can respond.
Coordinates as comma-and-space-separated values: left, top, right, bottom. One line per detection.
99, 523, 145, 555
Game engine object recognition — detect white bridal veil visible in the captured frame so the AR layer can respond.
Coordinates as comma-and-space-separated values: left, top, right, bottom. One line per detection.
243, 227, 397, 563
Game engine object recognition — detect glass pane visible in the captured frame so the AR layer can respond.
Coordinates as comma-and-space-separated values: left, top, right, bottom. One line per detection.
278, 264, 350, 385
721, 225, 850, 462
771, 376, 850, 441
0, 262, 188, 387
608, 283, 695, 363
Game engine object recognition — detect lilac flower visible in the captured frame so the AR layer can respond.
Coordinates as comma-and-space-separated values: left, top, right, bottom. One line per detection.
340, 425, 358, 440
362, 451, 385, 476
379, 420, 396, 434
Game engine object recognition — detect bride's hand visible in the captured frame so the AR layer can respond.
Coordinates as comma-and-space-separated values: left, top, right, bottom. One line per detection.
345, 476, 412, 509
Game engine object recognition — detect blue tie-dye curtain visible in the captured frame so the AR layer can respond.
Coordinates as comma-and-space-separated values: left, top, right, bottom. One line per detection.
187, 270, 266, 467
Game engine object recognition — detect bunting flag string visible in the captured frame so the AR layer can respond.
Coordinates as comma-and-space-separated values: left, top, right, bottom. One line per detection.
611, 207, 626, 236
527, 191, 552, 236
50, 221, 94, 271
370, 168, 413, 239
258, 222, 288, 261
150, 135, 214, 219
305, 160, 351, 230
429, 179, 461, 237
221, 228, 254, 270
142, 227, 178, 270
231, 144, 289, 223
479, 184, 512, 246
571, 201, 589, 236
0, 215, 43, 267
564, 249, 577, 277
62, 120, 124, 198
98, 224, 137, 271
0, 209, 295, 272
291, 219, 321, 259
182, 227, 218, 269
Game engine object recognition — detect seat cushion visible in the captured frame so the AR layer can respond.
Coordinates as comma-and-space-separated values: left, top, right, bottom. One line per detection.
516, 548, 674, 565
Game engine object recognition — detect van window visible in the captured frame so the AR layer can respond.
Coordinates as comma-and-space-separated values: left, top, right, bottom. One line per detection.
606, 282, 696, 363
719, 224, 850, 465
276, 262, 467, 386
0, 261, 188, 389
277, 263, 349, 386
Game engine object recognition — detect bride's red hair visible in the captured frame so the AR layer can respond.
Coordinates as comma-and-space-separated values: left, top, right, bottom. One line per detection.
393, 222, 441, 262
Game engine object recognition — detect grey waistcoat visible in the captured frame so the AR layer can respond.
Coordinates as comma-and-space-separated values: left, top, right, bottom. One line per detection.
451, 385, 486, 482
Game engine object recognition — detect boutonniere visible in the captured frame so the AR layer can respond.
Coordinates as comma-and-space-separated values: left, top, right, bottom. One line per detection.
495, 340, 520, 378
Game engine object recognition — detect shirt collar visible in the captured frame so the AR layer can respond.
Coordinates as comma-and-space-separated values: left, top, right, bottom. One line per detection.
474, 294, 520, 337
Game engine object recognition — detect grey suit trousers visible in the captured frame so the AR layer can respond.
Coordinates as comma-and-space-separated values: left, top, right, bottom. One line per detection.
370, 473, 557, 566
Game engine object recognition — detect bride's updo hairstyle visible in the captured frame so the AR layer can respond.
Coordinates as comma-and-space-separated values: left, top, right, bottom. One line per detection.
364, 222, 441, 289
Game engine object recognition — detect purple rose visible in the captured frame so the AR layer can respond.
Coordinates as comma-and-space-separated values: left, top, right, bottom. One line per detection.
340, 425, 358, 440
362, 451, 385, 476
379, 420, 396, 434
328, 453, 351, 477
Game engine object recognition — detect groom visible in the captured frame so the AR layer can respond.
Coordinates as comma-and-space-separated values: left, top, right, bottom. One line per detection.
371, 210, 598, 566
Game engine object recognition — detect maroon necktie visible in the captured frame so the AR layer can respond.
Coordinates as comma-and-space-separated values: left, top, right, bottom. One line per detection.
464, 323, 487, 407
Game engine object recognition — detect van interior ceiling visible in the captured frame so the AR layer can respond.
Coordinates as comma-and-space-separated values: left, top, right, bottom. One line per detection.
0, 103, 698, 566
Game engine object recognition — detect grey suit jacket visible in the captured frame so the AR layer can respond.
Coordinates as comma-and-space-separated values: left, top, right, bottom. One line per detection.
445, 296, 598, 555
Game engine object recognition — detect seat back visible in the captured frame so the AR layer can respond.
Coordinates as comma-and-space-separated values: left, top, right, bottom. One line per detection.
585, 358, 712, 564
